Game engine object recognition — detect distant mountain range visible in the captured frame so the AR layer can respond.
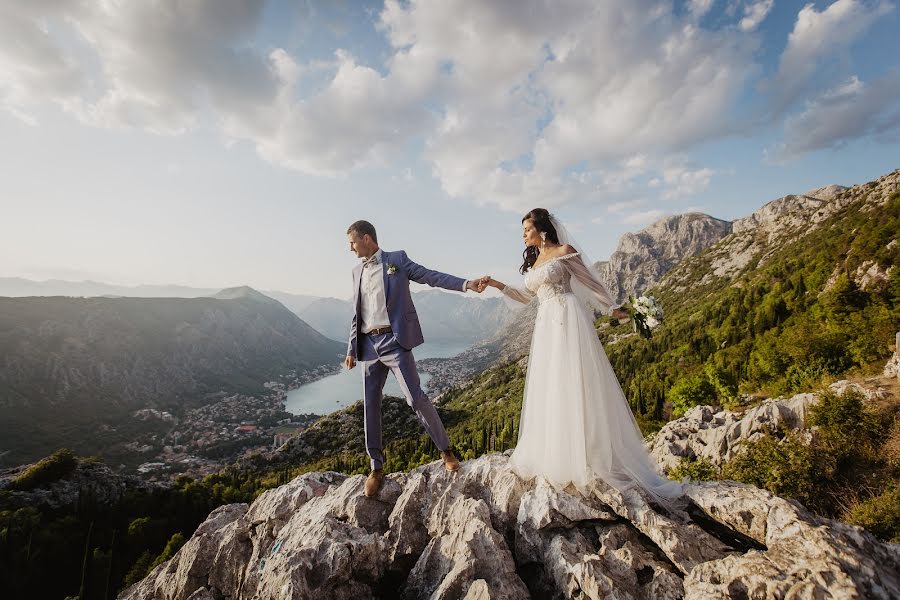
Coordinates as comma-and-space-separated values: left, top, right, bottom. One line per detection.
0, 278, 510, 346
0, 286, 343, 467
295, 290, 511, 344
0, 278, 322, 311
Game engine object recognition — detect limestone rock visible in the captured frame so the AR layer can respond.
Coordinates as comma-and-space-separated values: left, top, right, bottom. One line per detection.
595, 213, 733, 305
119, 452, 900, 600
683, 480, 900, 599
648, 380, 881, 471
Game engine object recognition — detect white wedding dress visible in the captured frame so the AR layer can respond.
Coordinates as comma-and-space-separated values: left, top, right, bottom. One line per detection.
502, 251, 684, 504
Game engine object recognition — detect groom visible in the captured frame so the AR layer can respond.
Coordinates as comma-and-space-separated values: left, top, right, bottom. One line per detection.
345, 220, 489, 497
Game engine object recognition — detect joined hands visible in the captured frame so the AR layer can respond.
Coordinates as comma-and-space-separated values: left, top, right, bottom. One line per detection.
466, 275, 493, 293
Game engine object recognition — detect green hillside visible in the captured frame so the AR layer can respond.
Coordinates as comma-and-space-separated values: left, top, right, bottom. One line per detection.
0, 291, 344, 467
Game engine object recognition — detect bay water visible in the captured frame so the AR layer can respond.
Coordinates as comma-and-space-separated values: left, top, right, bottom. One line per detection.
284, 340, 472, 416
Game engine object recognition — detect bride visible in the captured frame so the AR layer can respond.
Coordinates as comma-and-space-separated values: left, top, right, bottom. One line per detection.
486, 208, 684, 504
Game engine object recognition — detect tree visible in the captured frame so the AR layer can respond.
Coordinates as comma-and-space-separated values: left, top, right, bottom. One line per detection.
669, 375, 717, 417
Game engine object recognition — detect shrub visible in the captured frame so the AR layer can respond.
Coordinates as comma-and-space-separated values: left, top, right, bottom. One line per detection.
668, 456, 719, 482
847, 485, 900, 543
721, 427, 834, 512
151, 532, 186, 569
704, 363, 738, 406
807, 388, 868, 444
669, 375, 717, 418
11, 448, 78, 491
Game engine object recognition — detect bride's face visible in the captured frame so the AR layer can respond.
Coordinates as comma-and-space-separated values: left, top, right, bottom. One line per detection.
522, 219, 542, 248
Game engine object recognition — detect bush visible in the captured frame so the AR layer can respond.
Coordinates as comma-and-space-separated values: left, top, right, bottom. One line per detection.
668, 456, 719, 482
669, 375, 717, 418
721, 427, 834, 511
807, 388, 868, 444
847, 485, 900, 543
151, 532, 186, 569
11, 448, 78, 491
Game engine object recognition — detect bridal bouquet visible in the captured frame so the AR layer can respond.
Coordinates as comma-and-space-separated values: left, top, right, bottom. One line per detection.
628, 295, 663, 339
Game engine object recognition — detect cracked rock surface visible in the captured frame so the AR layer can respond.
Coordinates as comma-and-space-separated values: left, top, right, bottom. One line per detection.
119, 453, 900, 599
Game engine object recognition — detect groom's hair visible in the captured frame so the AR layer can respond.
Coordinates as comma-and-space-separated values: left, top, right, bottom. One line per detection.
347, 220, 377, 243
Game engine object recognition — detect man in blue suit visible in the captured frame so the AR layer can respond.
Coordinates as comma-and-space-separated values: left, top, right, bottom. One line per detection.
345, 220, 489, 497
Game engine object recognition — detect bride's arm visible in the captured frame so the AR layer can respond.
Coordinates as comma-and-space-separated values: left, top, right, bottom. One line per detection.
488, 278, 535, 305
558, 252, 619, 316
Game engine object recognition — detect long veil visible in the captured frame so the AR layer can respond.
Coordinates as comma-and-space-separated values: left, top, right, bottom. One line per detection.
549, 215, 616, 315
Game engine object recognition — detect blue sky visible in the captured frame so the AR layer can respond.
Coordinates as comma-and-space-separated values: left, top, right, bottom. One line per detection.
1, 0, 898, 298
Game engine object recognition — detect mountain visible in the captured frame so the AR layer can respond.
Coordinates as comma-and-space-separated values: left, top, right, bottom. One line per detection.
119, 453, 900, 599
595, 213, 734, 304
263, 290, 321, 315
0, 278, 322, 313
296, 296, 353, 341
298, 289, 511, 345
0, 278, 507, 347
0, 278, 225, 299
0, 288, 343, 467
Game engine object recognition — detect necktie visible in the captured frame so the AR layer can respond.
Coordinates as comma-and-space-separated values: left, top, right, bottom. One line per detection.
363, 254, 379, 268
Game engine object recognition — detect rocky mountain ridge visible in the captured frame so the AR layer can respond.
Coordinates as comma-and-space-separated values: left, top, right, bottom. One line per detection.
595, 213, 734, 305
648, 379, 892, 473
119, 451, 900, 599
665, 173, 898, 289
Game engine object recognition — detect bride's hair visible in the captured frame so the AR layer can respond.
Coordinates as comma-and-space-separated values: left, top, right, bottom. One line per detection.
520, 208, 560, 274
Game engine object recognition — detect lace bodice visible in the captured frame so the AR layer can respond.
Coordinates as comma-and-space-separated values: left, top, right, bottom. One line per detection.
501, 252, 617, 316
525, 256, 573, 302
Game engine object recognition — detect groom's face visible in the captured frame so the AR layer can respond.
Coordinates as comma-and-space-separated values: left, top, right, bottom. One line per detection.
348, 231, 376, 258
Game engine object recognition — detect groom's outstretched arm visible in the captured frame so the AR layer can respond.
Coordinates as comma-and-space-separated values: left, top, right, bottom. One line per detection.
399, 251, 468, 292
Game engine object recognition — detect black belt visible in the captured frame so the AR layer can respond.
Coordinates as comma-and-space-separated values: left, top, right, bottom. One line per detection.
366, 326, 392, 336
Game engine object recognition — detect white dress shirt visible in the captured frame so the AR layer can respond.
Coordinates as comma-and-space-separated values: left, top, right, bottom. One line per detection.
360, 249, 391, 334
359, 249, 470, 334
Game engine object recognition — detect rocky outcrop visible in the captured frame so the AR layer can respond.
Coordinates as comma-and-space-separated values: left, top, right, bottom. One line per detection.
885, 332, 900, 380
648, 380, 891, 472
120, 453, 900, 600
0, 458, 152, 510
595, 213, 733, 305
669, 171, 898, 288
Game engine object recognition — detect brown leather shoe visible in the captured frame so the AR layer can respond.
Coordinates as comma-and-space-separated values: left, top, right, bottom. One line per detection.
441, 450, 460, 472
364, 469, 384, 497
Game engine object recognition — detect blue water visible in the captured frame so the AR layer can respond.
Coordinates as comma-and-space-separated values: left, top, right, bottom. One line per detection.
284, 341, 472, 416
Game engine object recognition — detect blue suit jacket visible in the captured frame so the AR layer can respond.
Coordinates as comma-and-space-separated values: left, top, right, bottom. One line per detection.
347, 250, 466, 359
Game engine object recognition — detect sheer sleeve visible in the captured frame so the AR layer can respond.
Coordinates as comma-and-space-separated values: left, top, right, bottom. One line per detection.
559, 252, 617, 316
500, 282, 535, 306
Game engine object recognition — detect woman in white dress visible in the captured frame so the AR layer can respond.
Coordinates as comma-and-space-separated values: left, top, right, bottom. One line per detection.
486, 208, 684, 504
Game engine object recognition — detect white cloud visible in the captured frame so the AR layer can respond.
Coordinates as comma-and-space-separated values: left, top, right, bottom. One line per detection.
603, 200, 643, 215
379, 0, 758, 210
659, 160, 716, 199
774, 0, 894, 108
0, 0, 757, 211
738, 0, 774, 31
0, 1, 88, 121
622, 209, 666, 225
689, 0, 717, 19
770, 72, 900, 159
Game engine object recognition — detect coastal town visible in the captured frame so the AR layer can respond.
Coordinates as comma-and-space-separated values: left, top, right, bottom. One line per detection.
419, 346, 496, 396
125, 364, 339, 482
